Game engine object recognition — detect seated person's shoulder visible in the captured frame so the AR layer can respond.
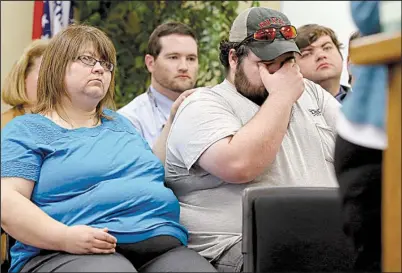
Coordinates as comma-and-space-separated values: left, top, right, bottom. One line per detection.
3, 113, 40, 128
104, 108, 146, 135
103, 108, 131, 125
303, 78, 322, 93
173, 86, 231, 122
302, 78, 340, 103
187, 86, 216, 97
103, 108, 120, 118
181, 86, 229, 106
1, 114, 53, 144
105, 108, 130, 123
301, 78, 323, 99
116, 93, 153, 133
117, 92, 149, 116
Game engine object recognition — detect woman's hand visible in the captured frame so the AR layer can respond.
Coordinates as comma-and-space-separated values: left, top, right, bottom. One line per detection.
62, 225, 117, 254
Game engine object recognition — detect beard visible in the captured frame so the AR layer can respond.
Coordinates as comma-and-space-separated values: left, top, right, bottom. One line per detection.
153, 72, 196, 94
234, 63, 268, 106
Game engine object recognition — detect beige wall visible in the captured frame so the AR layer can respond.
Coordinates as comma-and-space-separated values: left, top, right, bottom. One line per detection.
1, 1, 34, 113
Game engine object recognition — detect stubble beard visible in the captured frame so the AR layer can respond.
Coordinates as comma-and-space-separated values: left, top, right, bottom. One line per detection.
155, 74, 196, 94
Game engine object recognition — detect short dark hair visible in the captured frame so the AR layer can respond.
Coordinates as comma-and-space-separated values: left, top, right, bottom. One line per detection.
219, 40, 251, 75
348, 30, 361, 54
147, 22, 198, 58
295, 24, 344, 58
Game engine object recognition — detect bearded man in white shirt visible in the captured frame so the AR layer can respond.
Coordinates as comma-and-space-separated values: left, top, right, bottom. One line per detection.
164, 7, 341, 272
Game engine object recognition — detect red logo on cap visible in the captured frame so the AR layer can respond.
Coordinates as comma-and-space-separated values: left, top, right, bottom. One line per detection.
259, 17, 285, 28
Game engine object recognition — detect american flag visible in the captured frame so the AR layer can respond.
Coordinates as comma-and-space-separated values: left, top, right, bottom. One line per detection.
32, 1, 74, 40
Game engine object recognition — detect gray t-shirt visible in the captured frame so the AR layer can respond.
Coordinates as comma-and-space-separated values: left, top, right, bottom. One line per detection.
165, 79, 340, 262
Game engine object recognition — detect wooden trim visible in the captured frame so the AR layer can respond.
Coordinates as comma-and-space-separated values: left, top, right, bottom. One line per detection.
382, 63, 401, 273
350, 32, 401, 65
1, 233, 7, 264
350, 32, 401, 272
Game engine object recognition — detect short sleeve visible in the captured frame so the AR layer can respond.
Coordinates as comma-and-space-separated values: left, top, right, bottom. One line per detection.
167, 95, 242, 170
1, 119, 43, 182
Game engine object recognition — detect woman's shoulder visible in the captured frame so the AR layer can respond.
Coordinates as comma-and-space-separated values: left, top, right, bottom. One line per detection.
102, 108, 145, 137
4, 112, 48, 126
103, 108, 118, 118
103, 108, 135, 128
2, 113, 60, 144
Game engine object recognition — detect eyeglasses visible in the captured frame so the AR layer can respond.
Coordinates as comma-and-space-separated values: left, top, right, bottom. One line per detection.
76, 55, 114, 72
237, 25, 297, 48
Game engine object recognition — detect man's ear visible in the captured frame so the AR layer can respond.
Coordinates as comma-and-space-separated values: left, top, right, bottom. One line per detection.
145, 54, 155, 73
228, 48, 238, 70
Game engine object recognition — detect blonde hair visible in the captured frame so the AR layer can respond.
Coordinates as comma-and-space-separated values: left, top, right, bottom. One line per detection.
1, 39, 49, 107
33, 24, 117, 123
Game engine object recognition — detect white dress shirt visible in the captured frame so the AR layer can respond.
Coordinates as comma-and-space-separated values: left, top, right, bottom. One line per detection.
117, 86, 174, 147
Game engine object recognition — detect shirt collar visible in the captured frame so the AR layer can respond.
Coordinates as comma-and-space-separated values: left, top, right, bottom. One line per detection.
149, 86, 174, 118
335, 85, 350, 102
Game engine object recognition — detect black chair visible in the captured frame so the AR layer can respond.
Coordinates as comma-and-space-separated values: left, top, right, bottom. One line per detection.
242, 186, 355, 272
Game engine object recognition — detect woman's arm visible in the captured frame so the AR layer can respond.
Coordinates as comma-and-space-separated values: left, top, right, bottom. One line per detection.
1, 177, 117, 254
1, 177, 67, 251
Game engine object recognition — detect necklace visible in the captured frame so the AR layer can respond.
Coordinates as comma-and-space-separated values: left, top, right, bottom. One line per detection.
45, 112, 99, 129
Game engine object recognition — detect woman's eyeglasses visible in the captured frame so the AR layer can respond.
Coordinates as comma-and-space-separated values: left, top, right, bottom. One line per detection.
76, 55, 114, 72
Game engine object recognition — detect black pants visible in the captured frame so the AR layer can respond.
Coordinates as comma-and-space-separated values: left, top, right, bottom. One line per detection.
334, 135, 382, 272
20, 235, 217, 272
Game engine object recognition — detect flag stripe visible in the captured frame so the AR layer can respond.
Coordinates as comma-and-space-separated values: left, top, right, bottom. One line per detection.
32, 1, 44, 39
32, 1, 73, 40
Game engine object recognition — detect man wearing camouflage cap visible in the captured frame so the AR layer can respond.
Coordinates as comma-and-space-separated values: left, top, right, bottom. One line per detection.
165, 7, 340, 271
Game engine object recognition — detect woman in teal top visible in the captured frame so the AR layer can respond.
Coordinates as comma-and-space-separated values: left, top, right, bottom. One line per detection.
1, 24, 216, 273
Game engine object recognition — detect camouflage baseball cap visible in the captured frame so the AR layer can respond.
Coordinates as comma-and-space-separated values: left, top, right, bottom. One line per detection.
229, 7, 300, 61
